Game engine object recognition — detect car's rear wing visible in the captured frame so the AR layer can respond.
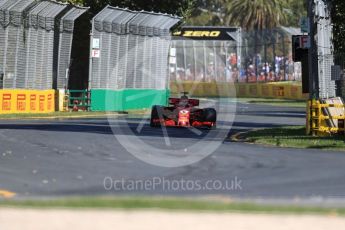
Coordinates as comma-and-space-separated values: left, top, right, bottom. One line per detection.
169, 98, 199, 106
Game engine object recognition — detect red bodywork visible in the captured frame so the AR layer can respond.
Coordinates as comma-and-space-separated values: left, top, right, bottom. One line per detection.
151, 97, 216, 128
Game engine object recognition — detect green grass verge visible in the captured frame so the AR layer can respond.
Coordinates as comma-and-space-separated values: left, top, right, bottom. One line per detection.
126, 109, 150, 115
0, 197, 344, 215
238, 98, 306, 108
243, 126, 345, 150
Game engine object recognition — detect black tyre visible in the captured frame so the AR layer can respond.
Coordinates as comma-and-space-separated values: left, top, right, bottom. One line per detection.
203, 108, 217, 122
150, 105, 163, 127
209, 123, 217, 130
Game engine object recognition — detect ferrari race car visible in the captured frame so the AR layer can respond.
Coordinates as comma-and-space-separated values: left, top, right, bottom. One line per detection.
150, 93, 217, 129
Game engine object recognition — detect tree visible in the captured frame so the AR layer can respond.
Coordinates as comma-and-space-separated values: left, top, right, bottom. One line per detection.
58, 0, 196, 18
284, 0, 307, 27
225, 0, 289, 79
226, 0, 288, 30
188, 0, 306, 27
332, 0, 345, 53
187, 0, 236, 26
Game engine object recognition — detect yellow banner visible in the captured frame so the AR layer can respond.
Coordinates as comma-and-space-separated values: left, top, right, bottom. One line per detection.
0, 90, 55, 114
170, 82, 308, 100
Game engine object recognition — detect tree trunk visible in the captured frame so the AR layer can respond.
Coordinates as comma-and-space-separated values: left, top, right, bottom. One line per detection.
254, 28, 258, 80
272, 34, 276, 81
263, 29, 267, 82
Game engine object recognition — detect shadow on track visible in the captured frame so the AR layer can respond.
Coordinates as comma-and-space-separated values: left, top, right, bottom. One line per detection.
0, 118, 286, 141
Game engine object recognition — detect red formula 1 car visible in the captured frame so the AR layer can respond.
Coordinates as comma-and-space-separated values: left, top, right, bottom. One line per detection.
150, 93, 217, 129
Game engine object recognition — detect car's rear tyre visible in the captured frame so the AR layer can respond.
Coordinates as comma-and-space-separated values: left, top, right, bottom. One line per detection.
203, 108, 217, 122
150, 105, 163, 127
209, 123, 217, 130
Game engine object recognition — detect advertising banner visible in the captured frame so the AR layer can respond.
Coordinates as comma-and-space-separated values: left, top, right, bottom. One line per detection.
0, 90, 55, 114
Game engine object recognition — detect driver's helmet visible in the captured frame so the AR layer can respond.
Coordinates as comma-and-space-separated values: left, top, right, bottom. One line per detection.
179, 95, 189, 107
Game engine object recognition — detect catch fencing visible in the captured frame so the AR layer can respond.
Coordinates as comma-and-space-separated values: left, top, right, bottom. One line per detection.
170, 26, 303, 84
0, 0, 88, 90
170, 27, 241, 83
89, 6, 181, 90
57, 6, 88, 89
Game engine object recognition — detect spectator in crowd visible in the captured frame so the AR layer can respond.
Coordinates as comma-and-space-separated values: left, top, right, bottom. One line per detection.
225, 66, 232, 82
232, 67, 239, 83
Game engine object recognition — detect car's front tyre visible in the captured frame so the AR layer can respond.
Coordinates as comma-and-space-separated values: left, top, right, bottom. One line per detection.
150, 105, 163, 127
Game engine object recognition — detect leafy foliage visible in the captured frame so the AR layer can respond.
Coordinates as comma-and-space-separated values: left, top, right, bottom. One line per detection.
57, 0, 195, 17
188, 0, 307, 28
332, 0, 345, 53
226, 0, 288, 30
284, 0, 307, 28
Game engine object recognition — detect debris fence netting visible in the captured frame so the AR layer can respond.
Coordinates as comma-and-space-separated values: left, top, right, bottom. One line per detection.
0, 0, 88, 90
89, 6, 181, 90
